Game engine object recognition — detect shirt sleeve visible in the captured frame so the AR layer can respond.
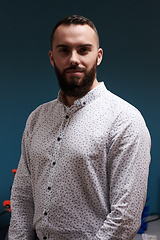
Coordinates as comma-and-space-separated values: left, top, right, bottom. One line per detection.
8, 117, 36, 240
94, 109, 151, 240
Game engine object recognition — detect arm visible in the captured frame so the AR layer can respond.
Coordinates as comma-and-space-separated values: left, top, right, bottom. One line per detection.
8, 123, 36, 239
95, 110, 151, 239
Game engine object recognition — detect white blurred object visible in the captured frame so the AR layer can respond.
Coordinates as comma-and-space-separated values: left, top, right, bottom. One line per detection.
142, 234, 157, 240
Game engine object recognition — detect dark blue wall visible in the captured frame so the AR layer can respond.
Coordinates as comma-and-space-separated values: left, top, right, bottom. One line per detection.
0, 1, 160, 238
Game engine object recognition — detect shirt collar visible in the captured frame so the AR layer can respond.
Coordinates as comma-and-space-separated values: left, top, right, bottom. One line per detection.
58, 82, 106, 108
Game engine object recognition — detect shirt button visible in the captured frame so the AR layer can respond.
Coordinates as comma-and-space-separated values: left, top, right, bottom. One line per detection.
57, 137, 61, 141
48, 186, 51, 190
44, 211, 47, 216
83, 102, 86, 105
43, 237, 47, 240
66, 115, 69, 119
52, 162, 56, 166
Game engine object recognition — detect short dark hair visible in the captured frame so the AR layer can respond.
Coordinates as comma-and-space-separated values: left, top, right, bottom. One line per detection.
50, 15, 99, 49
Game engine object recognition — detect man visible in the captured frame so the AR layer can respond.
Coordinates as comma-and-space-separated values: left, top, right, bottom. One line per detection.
9, 15, 151, 240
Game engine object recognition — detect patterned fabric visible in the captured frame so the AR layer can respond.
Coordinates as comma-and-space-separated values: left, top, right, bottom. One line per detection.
9, 82, 151, 240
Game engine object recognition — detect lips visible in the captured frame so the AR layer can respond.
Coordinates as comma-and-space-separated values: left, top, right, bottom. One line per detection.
65, 67, 85, 76
67, 69, 83, 74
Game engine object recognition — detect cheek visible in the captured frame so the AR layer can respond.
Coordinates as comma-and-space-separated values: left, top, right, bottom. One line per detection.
54, 58, 66, 72
52, 52, 68, 68
83, 57, 98, 70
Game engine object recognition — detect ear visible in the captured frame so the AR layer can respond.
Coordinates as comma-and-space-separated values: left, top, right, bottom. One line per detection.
49, 51, 55, 67
97, 48, 103, 66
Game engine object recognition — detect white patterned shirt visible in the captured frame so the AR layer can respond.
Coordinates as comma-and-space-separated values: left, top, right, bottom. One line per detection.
9, 82, 151, 240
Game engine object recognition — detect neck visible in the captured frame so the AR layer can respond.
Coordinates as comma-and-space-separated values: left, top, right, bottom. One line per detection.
63, 95, 77, 107
63, 79, 99, 107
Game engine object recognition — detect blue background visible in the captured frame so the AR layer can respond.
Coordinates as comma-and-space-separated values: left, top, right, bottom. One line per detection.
0, 0, 160, 239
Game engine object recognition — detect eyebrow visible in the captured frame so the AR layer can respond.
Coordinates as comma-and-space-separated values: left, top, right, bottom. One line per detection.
56, 44, 93, 49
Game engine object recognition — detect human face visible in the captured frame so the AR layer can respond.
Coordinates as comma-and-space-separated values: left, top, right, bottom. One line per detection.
49, 24, 103, 97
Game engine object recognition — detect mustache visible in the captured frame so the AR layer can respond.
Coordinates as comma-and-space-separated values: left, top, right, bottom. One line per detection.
64, 66, 86, 72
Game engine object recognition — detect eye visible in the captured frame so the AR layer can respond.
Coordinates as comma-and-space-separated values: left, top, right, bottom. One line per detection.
78, 47, 90, 55
59, 48, 70, 54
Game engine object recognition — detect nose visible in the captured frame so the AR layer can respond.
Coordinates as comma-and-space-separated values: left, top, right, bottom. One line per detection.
69, 50, 80, 66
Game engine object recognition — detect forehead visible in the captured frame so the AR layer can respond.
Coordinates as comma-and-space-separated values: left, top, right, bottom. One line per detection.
52, 24, 98, 48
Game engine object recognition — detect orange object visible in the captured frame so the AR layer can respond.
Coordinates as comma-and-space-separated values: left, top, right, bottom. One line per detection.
2, 170, 17, 213
12, 169, 17, 179
3, 200, 11, 212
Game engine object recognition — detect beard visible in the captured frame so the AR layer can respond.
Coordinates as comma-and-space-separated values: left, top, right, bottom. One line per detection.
54, 60, 97, 98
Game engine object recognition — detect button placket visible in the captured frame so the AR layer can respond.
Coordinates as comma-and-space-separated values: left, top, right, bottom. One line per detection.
44, 110, 72, 228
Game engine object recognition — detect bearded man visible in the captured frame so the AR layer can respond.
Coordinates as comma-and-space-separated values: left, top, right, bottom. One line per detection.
9, 15, 151, 240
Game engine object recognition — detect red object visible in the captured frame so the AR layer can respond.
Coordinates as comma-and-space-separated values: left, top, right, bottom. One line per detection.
12, 169, 17, 179
3, 200, 11, 212
2, 169, 17, 212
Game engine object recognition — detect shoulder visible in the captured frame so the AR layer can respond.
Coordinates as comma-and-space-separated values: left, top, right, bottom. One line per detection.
103, 89, 144, 120
101, 89, 150, 141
